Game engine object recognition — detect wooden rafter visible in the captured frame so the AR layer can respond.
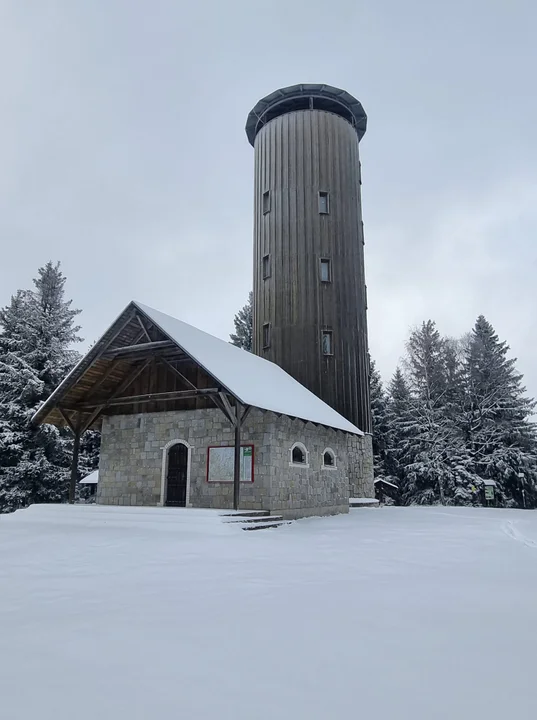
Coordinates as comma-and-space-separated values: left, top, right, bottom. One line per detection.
210, 393, 234, 426
80, 358, 121, 402
81, 405, 105, 433
241, 405, 252, 424
135, 314, 152, 341
105, 357, 153, 402
218, 392, 237, 427
90, 309, 138, 364
160, 358, 197, 391
57, 406, 76, 433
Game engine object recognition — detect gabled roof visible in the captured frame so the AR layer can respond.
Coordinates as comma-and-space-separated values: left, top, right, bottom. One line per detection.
32, 301, 363, 435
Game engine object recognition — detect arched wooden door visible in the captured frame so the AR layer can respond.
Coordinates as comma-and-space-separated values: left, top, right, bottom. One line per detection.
165, 443, 189, 507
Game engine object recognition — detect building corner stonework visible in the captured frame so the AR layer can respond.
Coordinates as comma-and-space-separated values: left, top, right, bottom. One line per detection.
347, 433, 374, 498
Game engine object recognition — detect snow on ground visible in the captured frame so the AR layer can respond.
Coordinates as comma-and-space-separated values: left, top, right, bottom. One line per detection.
1, 504, 537, 720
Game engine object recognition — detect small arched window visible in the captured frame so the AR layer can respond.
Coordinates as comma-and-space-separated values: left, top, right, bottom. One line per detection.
322, 448, 336, 469
290, 442, 309, 467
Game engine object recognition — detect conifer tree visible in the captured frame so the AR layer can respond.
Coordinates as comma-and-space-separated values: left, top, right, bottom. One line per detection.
463, 316, 537, 507
230, 292, 253, 351
370, 360, 390, 480
399, 321, 472, 505
384, 367, 412, 492
0, 262, 83, 512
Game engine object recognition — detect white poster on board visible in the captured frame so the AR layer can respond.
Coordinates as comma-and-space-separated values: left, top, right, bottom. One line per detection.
207, 445, 253, 483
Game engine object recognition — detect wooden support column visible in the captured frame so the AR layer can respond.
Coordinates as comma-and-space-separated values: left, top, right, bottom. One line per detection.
68, 413, 82, 505
233, 405, 242, 511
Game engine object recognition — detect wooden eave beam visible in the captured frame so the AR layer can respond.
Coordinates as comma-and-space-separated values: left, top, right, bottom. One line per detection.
65, 387, 220, 410
102, 340, 175, 358
101, 349, 188, 363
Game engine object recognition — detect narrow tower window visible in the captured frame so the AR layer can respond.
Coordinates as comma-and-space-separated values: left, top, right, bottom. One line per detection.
263, 323, 271, 349
322, 330, 333, 356
320, 258, 331, 283
262, 190, 271, 214
318, 191, 329, 214
262, 254, 271, 279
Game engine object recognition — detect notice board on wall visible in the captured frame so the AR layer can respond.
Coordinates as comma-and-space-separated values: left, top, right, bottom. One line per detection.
207, 445, 254, 483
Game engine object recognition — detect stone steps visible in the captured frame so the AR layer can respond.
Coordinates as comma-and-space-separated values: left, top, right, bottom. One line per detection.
349, 498, 379, 509
219, 510, 271, 518
219, 510, 291, 531
242, 520, 291, 531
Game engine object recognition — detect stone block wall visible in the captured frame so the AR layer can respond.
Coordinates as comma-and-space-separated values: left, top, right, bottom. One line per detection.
98, 408, 270, 511
347, 433, 374, 498
97, 407, 372, 518
266, 415, 350, 519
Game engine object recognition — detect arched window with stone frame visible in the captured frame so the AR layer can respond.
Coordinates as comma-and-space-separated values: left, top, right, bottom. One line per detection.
289, 442, 309, 468
322, 447, 337, 469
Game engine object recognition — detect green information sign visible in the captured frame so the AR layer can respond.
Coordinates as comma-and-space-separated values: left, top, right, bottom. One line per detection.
484, 486, 494, 501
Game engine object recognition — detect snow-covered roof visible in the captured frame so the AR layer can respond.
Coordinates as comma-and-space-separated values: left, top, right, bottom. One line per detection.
32, 301, 363, 435
79, 471, 99, 485
374, 478, 399, 489
134, 303, 362, 435
482, 479, 497, 487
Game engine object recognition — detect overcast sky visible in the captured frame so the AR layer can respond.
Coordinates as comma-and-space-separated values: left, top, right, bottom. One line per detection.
1, 0, 536, 396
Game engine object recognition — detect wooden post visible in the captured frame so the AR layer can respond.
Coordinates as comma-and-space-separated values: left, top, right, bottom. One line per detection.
68, 426, 81, 505
233, 409, 241, 511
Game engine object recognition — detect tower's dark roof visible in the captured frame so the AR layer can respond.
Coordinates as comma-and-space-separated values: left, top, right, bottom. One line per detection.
246, 83, 367, 147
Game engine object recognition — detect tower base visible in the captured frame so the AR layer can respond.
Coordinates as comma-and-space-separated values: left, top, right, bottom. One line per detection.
347, 433, 374, 498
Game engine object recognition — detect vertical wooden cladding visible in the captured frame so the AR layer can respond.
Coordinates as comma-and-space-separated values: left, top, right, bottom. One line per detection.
252, 110, 371, 433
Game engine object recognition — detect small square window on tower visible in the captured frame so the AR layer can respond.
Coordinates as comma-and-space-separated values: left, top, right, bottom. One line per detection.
322, 330, 333, 356
262, 190, 271, 214
318, 191, 329, 214
263, 323, 271, 349
320, 258, 331, 283
262, 254, 271, 279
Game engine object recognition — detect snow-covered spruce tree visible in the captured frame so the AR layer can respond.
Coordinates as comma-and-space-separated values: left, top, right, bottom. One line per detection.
0, 262, 83, 513
399, 321, 474, 506
0, 291, 43, 511
384, 367, 412, 494
229, 291, 253, 351
462, 316, 537, 507
370, 360, 390, 480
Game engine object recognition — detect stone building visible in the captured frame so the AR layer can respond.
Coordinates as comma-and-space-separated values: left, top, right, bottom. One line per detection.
33, 302, 373, 518
32, 82, 376, 518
